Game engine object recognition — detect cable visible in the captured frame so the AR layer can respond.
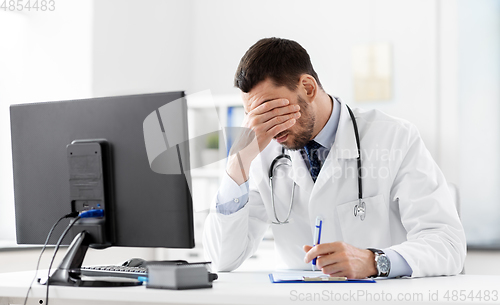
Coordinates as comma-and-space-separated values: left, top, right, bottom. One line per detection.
22, 209, 102, 305
23, 212, 78, 305
45, 215, 81, 305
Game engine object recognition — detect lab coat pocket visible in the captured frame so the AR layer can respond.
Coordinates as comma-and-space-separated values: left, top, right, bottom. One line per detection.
335, 194, 391, 249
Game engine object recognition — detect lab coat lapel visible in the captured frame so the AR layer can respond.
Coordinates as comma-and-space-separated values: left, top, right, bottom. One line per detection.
334, 99, 359, 160
312, 100, 359, 196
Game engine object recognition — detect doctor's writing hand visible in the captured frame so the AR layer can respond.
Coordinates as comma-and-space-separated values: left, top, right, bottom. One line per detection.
303, 242, 377, 279
227, 98, 300, 185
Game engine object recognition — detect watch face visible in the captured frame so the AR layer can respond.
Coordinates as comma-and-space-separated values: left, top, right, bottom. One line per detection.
378, 255, 391, 274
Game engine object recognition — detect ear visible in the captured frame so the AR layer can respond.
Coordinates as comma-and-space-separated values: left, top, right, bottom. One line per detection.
299, 74, 318, 102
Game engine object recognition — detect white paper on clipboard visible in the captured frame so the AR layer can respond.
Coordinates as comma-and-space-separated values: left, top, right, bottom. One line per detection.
271, 271, 327, 281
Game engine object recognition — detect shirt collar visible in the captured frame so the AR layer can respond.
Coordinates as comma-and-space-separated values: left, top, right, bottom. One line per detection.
312, 95, 341, 149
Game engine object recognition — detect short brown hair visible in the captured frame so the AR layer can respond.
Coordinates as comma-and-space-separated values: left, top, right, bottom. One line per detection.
234, 37, 323, 93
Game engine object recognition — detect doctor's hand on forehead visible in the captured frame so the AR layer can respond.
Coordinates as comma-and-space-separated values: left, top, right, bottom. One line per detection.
226, 98, 301, 185
303, 242, 377, 279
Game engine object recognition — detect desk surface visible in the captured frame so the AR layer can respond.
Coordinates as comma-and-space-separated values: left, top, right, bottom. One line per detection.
0, 271, 499, 305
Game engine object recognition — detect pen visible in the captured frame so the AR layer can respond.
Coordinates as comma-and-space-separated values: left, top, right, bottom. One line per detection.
312, 216, 322, 271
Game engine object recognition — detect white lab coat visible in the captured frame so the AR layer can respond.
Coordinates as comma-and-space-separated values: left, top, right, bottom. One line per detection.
203, 99, 466, 278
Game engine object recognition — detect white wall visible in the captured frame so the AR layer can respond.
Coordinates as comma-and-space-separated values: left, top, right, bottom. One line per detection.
458, 0, 500, 245
0, 2, 93, 240
92, 0, 193, 97
437, 0, 460, 183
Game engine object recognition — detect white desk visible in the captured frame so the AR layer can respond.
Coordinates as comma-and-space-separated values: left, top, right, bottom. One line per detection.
0, 271, 499, 305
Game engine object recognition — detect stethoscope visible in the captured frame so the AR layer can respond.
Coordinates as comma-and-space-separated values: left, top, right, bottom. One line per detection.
268, 103, 365, 225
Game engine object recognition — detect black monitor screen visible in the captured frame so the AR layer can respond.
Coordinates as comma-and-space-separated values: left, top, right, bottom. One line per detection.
10, 92, 194, 249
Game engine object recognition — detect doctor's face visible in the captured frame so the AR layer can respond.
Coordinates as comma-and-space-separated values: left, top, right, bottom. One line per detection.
242, 79, 316, 150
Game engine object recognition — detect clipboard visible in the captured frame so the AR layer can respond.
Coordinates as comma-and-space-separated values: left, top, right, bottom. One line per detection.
269, 273, 376, 283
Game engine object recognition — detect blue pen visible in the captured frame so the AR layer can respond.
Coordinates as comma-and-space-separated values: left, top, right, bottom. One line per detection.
312, 216, 322, 271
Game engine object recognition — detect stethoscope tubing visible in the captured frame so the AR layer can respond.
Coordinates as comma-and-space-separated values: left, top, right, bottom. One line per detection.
269, 102, 363, 224
346, 105, 363, 202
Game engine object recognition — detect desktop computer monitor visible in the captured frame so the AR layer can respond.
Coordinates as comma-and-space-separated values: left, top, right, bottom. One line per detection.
10, 92, 194, 285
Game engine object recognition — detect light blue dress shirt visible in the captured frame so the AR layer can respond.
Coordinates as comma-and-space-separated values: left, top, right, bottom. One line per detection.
215, 96, 412, 278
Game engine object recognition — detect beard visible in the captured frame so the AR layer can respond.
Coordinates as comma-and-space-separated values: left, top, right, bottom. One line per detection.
277, 95, 315, 150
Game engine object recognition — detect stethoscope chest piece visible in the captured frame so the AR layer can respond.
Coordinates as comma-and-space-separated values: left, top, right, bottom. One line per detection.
354, 200, 366, 221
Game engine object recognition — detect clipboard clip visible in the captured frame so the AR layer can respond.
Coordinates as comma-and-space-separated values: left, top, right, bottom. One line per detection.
303, 276, 347, 282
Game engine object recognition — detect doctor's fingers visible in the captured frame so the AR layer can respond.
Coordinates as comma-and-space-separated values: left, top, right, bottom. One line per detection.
304, 242, 344, 263
318, 250, 374, 279
244, 107, 298, 138
263, 117, 297, 139
242, 117, 296, 152
249, 98, 289, 115
320, 261, 357, 278
248, 104, 300, 125
315, 251, 350, 269
261, 112, 301, 133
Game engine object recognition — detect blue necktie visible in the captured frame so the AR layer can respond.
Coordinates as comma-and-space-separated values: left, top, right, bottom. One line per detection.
304, 141, 323, 182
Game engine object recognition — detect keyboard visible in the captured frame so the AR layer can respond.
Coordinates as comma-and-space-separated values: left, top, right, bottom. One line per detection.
80, 265, 148, 279
79, 262, 217, 281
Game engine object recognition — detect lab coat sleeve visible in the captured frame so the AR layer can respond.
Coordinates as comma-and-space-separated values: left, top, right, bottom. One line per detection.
203, 174, 270, 272
383, 249, 413, 278
389, 124, 466, 278
215, 172, 250, 215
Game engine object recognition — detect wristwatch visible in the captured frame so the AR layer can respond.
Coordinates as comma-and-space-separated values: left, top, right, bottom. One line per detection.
367, 248, 391, 277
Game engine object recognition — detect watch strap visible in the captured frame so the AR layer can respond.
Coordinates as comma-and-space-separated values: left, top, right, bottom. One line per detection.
367, 248, 389, 277
367, 248, 384, 256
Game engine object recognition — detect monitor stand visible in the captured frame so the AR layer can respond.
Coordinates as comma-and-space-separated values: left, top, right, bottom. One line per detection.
41, 231, 141, 287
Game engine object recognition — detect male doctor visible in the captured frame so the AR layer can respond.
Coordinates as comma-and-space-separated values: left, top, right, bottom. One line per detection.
203, 37, 466, 279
